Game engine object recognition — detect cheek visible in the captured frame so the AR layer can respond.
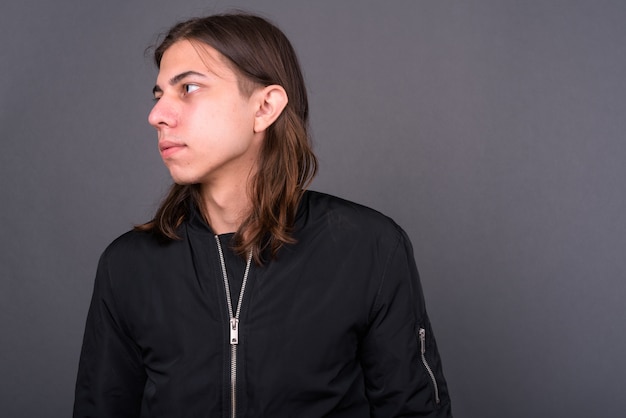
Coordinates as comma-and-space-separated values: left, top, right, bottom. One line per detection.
185, 97, 256, 144
231, 101, 257, 132
211, 103, 256, 139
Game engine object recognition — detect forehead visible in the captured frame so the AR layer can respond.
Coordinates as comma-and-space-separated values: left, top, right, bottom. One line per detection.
157, 39, 238, 81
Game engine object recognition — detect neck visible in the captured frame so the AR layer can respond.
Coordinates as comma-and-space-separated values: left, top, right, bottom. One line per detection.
198, 141, 261, 235
200, 181, 251, 235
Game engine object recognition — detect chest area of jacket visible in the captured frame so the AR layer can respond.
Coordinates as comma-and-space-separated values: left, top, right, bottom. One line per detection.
122, 247, 378, 367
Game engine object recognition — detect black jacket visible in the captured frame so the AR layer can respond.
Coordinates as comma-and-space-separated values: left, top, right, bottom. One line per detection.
74, 191, 452, 417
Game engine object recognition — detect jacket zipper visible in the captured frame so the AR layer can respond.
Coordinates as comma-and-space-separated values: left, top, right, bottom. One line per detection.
418, 327, 441, 405
215, 236, 253, 418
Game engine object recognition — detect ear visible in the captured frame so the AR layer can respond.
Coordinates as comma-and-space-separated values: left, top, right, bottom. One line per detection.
253, 85, 288, 133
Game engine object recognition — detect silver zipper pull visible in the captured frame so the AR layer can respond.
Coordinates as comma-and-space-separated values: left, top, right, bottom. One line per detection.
230, 318, 239, 345
419, 327, 426, 354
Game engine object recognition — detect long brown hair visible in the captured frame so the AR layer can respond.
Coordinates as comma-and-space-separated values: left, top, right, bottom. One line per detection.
136, 13, 317, 263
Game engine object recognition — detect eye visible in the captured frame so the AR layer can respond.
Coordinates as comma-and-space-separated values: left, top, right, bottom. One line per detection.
183, 84, 200, 94
152, 88, 162, 102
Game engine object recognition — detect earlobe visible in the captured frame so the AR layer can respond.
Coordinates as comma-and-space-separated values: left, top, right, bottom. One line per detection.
253, 85, 288, 133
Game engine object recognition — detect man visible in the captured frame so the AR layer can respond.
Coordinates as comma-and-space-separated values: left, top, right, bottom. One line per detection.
74, 13, 452, 417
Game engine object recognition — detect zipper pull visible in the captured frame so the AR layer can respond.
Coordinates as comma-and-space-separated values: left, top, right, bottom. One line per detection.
230, 318, 239, 345
419, 327, 426, 354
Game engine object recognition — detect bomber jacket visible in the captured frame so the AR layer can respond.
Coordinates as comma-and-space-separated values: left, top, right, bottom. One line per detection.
74, 191, 452, 417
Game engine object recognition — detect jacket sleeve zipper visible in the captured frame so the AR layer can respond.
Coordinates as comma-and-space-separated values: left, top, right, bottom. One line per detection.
419, 327, 441, 405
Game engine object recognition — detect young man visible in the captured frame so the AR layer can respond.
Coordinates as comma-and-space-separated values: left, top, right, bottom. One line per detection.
74, 13, 452, 417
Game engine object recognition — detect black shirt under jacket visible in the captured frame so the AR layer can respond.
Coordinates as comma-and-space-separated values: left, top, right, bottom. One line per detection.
74, 191, 453, 417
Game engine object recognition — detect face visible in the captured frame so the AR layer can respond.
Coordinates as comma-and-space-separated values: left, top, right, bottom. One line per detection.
148, 40, 263, 187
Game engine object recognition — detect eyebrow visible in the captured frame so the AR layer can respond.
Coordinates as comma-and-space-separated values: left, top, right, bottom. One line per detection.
152, 70, 207, 96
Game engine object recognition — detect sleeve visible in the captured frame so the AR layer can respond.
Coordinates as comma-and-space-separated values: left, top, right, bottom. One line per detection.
73, 250, 147, 418
360, 229, 453, 417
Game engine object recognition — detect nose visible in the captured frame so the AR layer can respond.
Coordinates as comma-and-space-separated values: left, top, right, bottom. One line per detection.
148, 98, 177, 129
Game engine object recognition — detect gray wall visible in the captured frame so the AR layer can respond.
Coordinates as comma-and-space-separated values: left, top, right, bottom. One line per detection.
2, 1, 625, 417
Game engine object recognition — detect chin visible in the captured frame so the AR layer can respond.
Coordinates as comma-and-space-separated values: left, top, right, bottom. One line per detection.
169, 174, 199, 186
171, 177, 199, 186
168, 169, 201, 185
172, 180, 195, 187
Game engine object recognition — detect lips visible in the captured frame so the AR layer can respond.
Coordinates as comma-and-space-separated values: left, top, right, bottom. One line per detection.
159, 140, 186, 158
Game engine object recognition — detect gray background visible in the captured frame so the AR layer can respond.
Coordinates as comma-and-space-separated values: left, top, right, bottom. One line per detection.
1, 0, 625, 417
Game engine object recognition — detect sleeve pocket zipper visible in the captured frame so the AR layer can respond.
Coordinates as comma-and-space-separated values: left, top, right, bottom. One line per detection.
419, 327, 441, 405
